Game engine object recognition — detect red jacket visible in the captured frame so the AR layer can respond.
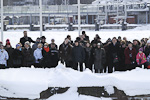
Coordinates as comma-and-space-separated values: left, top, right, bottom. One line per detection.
136, 52, 147, 65
124, 47, 136, 64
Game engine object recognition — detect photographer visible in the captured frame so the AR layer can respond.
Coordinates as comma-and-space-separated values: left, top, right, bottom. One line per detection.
0, 44, 9, 69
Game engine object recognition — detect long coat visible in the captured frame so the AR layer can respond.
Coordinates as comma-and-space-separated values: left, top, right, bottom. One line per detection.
124, 47, 136, 64
84, 47, 91, 68
5, 47, 14, 67
59, 43, 72, 62
0, 49, 9, 66
144, 46, 150, 57
50, 48, 59, 67
42, 48, 51, 68
94, 48, 106, 70
72, 45, 85, 63
22, 48, 35, 67
12, 49, 23, 67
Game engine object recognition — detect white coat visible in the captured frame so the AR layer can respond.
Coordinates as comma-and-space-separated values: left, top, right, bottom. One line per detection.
0, 49, 9, 66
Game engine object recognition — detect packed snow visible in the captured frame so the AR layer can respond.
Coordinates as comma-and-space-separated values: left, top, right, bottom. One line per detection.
0, 65, 150, 99
0, 27, 150, 99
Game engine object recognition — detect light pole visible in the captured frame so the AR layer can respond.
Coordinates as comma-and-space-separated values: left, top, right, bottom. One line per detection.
39, 0, 43, 37
1, 0, 3, 43
78, 0, 81, 36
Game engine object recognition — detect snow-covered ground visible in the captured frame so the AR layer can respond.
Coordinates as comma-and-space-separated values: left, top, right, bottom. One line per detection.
1, 25, 150, 99
0, 65, 150, 99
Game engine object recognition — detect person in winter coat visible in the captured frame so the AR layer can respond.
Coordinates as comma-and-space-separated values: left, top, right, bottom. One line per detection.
133, 39, 140, 54
59, 38, 73, 68
32, 37, 41, 51
49, 39, 58, 49
12, 43, 23, 68
5, 41, 14, 68
94, 43, 106, 73
84, 42, 91, 70
50, 43, 59, 67
136, 48, 147, 68
108, 37, 121, 73
119, 41, 127, 71
34, 43, 43, 68
41, 36, 46, 46
124, 42, 137, 70
42, 43, 51, 68
144, 40, 150, 57
0, 44, 9, 69
89, 42, 97, 71
20, 31, 35, 47
72, 40, 85, 72
22, 41, 35, 67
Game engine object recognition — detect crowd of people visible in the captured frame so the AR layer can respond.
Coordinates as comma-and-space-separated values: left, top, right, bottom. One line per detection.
0, 30, 150, 73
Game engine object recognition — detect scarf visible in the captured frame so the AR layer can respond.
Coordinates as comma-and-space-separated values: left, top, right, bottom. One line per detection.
44, 47, 50, 52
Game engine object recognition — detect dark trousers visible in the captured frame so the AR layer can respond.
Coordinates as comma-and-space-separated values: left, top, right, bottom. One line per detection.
108, 63, 119, 73
0, 64, 6, 69
73, 62, 83, 72
95, 69, 103, 73
34, 63, 42, 68
85, 62, 92, 71
65, 61, 73, 68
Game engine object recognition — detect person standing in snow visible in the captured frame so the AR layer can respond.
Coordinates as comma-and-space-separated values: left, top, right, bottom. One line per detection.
50, 43, 59, 68
94, 43, 106, 73
20, 31, 35, 47
0, 44, 9, 69
32, 37, 41, 51
41, 36, 46, 46
72, 40, 85, 72
136, 48, 147, 69
5, 40, 14, 68
108, 37, 121, 73
12, 43, 23, 68
144, 39, 150, 57
49, 39, 58, 49
34, 43, 43, 68
59, 38, 73, 68
42, 43, 51, 68
84, 42, 91, 70
124, 42, 137, 70
22, 41, 35, 67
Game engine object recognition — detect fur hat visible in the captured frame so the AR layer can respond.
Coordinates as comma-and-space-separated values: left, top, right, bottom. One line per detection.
24, 41, 30, 46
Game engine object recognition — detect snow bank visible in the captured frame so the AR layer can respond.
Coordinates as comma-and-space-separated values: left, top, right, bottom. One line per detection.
0, 64, 150, 99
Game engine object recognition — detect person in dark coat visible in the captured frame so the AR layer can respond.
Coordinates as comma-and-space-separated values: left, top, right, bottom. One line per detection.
133, 39, 140, 54
42, 43, 51, 68
32, 37, 40, 51
84, 42, 91, 70
50, 43, 59, 68
119, 41, 126, 71
108, 37, 121, 73
124, 42, 137, 70
12, 43, 23, 68
41, 36, 46, 46
89, 42, 97, 71
59, 38, 73, 68
49, 39, 58, 49
94, 43, 106, 73
22, 41, 35, 67
20, 31, 35, 47
72, 40, 85, 72
5, 41, 14, 68
144, 40, 150, 57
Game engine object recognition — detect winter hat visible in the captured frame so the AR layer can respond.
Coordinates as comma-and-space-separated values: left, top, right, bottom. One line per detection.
41, 36, 46, 39
97, 43, 101, 46
139, 48, 143, 52
16, 44, 21, 48
24, 41, 30, 46
6, 39, 10, 42
147, 40, 150, 44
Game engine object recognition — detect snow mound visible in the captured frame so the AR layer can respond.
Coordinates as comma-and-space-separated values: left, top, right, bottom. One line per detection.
0, 65, 150, 99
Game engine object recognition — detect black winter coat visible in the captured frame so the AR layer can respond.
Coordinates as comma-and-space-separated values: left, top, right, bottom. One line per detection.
144, 46, 150, 57
50, 48, 59, 67
12, 49, 23, 67
108, 43, 121, 65
42, 48, 51, 67
20, 36, 35, 47
5, 47, 14, 67
72, 45, 85, 63
22, 48, 35, 66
